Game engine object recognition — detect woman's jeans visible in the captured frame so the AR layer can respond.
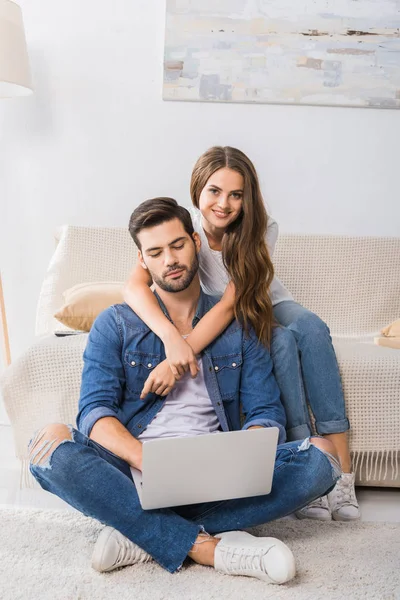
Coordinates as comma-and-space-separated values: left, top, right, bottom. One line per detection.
271, 301, 350, 441
29, 427, 340, 574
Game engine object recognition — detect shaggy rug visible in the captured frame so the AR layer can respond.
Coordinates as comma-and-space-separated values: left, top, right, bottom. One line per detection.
1, 508, 399, 600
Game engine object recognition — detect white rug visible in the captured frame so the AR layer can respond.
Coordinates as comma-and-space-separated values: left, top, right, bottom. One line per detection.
1, 508, 399, 600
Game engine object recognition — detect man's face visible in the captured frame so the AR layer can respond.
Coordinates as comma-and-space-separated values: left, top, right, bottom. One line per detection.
137, 218, 200, 293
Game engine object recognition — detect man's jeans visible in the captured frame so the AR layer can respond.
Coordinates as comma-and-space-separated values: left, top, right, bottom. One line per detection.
271, 301, 350, 441
29, 427, 341, 573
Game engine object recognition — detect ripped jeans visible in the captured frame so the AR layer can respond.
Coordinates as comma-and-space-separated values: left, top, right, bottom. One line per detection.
29, 426, 341, 574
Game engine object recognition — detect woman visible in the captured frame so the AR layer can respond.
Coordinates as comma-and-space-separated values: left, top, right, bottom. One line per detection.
124, 146, 359, 521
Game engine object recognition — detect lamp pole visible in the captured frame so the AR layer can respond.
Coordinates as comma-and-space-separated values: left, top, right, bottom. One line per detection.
0, 274, 11, 366
0, 0, 33, 366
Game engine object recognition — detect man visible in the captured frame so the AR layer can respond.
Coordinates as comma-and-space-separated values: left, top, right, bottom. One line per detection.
29, 198, 341, 584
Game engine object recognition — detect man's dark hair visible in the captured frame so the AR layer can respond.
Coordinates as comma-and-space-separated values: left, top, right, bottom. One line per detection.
128, 197, 195, 249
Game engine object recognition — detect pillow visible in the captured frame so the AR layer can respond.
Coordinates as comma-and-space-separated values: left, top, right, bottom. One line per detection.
54, 282, 125, 332
375, 318, 400, 349
381, 319, 400, 337
374, 337, 400, 349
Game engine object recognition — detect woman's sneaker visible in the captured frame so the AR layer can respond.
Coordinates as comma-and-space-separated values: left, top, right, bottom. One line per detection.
214, 531, 295, 584
328, 472, 360, 521
295, 495, 331, 520
91, 526, 153, 572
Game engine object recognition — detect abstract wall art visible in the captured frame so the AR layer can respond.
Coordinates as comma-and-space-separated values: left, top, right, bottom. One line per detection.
163, 0, 400, 108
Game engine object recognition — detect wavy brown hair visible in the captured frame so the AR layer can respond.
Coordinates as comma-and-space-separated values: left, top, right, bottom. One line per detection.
190, 146, 275, 346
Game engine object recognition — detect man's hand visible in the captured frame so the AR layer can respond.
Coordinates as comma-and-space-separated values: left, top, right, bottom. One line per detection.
90, 417, 143, 470
163, 331, 200, 378
140, 359, 178, 399
247, 426, 264, 431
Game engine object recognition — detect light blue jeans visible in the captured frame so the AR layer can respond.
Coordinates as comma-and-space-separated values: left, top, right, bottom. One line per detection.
29, 427, 340, 573
271, 301, 350, 441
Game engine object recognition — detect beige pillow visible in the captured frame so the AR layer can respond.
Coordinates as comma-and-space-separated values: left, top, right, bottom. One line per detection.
54, 282, 125, 332
374, 337, 400, 349
381, 319, 400, 337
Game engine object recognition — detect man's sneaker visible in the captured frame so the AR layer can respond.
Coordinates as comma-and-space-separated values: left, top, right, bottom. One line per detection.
295, 495, 331, 520
91, 526, 153, 572
214, 530, 295, 584
328, 472, 360, 521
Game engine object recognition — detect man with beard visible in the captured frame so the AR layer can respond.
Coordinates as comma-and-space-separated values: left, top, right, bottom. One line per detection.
29, 197, 340, 585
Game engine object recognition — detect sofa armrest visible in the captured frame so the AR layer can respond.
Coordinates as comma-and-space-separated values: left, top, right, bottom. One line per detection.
1, 333, 88, 463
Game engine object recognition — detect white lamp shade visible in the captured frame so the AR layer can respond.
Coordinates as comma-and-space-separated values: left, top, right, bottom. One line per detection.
0, 0, 33, 97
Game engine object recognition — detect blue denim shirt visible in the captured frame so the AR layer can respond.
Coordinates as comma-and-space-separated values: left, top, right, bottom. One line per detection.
76, 290, 286, 444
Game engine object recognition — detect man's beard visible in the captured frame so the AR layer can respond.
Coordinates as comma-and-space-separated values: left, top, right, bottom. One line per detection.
151, 253, 199, 293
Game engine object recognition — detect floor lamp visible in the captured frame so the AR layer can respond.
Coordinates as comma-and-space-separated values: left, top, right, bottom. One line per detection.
0, 0, 33, 366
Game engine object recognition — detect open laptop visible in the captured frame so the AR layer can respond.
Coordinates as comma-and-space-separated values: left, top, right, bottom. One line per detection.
130, 427, 279, 510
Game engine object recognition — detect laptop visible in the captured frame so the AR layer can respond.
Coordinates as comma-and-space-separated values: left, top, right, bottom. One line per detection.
130, 427, 279, 510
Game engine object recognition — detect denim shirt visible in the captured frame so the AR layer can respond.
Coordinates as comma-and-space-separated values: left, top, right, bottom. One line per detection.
76, 290, 286, 444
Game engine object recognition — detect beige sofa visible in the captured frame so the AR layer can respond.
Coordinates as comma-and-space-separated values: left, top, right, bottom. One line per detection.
2, 226, 399, 487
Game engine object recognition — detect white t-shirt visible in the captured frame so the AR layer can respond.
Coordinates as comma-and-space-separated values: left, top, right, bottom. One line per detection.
138, 357, 220, 442
188, 207, 293, 306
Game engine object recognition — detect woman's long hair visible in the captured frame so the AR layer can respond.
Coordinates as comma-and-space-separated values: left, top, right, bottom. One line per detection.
190, 146, 275, 346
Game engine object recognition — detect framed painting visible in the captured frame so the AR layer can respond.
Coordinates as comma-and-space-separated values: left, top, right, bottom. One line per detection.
163, 0, 400, 108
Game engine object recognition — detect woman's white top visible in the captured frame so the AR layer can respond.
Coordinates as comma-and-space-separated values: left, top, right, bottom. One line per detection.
188, 207, 293, 306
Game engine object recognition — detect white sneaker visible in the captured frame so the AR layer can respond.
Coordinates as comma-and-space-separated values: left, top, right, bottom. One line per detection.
295, 495, 331, 520
91, 526, 153, 572
214, 530, 295, 584
328, 472, 360, 521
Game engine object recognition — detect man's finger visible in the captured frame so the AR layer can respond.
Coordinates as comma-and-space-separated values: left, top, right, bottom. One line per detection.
160, 385, 172, 396
140, 377, 154, 400
189, 361, 199, 378
154, 383, 166, 396
170, 365, 179, 378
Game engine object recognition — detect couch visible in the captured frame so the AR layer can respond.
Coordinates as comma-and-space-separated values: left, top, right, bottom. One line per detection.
2, 226, 399, 487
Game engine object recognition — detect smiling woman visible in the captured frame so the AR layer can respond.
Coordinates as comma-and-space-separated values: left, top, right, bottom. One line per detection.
197, 168, 244, 246
190, 146, 275, 346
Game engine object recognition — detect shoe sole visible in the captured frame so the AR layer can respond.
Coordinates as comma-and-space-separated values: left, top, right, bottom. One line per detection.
332, 513, 361, 522
295, 512, 332, 521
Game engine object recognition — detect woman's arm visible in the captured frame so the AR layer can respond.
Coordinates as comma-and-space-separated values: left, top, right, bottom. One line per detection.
125, 264, 235, 354
124, 263, 199, 377
185, 281, 235, 353
124, 263, 176, 345
138, 281, 236, 399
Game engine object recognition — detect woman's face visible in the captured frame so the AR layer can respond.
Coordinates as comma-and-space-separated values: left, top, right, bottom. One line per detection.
198, 167, 243, 232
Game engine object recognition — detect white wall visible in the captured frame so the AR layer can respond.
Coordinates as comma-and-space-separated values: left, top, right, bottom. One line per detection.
1, 0, 399, 361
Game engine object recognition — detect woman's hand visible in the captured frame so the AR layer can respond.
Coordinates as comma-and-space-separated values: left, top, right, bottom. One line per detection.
140, 359, 179, 399
163, 331, 200, 378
